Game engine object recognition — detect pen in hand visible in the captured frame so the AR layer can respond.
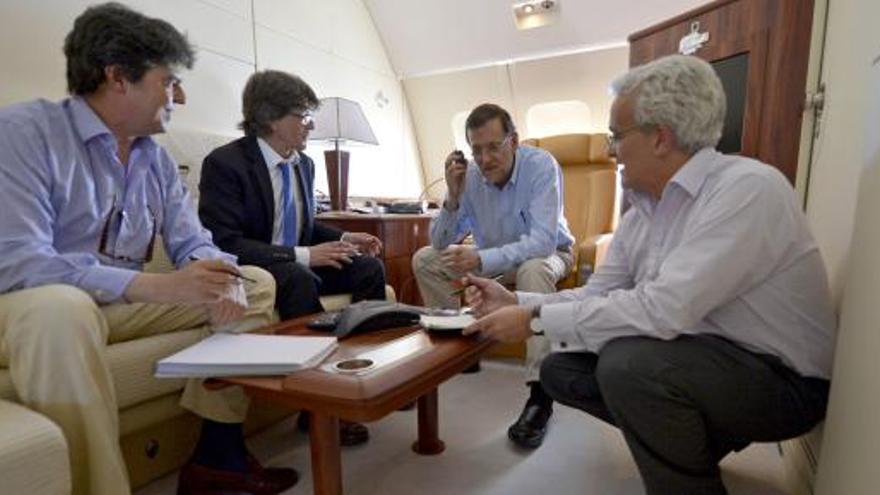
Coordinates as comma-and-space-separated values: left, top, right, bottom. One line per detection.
449, 274, 504, 297
188, 256, 257, 283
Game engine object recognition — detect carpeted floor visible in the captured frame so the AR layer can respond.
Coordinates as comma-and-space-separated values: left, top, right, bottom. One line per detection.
136, 359, 788, 495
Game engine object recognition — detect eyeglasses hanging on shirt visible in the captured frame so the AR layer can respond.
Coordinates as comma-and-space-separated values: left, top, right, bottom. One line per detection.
97, 196, 157, 263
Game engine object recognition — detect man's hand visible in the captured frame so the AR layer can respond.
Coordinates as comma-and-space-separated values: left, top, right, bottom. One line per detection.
207, 283, 247, 326
462, 305, 531, 343
462, 273, 517, 316
309, 241, 358, 269
125, 259, 243, 305
341, 232, 382, 257
441, 245, 481, 273
444, 150, 467, 210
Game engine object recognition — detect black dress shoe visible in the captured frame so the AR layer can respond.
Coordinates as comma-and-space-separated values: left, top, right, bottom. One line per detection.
177, 456, 299, 495
297, 412, 370, 447
507, 401, 552, 449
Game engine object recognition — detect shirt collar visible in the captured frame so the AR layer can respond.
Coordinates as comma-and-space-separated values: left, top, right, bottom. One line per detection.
258, 137, 300, 170
68, 96, 113, 143
667, 147, 719, 198
625, 147, 720, 217
67, 96, 157, 153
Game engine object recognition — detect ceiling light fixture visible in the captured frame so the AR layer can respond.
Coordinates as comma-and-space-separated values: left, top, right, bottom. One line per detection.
512, 0, 560, 30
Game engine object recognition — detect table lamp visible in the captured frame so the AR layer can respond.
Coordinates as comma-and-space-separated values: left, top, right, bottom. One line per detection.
309, 97, 378, 211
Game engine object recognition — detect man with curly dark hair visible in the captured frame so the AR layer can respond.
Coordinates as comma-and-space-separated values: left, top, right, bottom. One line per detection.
0, 4, 297, 494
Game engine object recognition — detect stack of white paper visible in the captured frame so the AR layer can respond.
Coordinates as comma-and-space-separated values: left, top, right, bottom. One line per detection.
419, 314, 476, 331
155, 333, 338, 378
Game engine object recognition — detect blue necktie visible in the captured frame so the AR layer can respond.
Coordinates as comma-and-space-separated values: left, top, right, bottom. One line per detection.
278, 162, 298, 246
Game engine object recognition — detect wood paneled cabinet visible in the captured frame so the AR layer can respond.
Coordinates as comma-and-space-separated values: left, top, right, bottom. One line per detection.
628, 0, 815, 184
317, 212, 432, 305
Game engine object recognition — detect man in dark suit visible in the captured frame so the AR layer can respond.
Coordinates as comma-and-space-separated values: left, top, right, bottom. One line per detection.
199, 70, 387, 445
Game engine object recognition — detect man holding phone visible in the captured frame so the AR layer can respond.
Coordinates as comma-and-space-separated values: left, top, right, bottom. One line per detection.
412, 103, 574, 449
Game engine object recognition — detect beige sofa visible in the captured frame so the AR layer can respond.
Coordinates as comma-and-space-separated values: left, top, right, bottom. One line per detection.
0, 247, 386, 493
0, 130, 392, 492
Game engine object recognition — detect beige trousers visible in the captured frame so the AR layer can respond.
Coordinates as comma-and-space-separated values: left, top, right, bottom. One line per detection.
412, 246, 572, 382
0, 266, 275, 495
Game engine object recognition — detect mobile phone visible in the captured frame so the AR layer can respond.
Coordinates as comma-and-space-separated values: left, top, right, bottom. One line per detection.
451, 150, 467, 165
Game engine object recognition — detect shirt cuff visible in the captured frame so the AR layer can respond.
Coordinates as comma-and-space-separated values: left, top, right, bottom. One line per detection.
78, 265, 139, 304
540, 301, 590, 353
184, 247, 237, 267
295, 246, 310, 267
434, 205, 462, 240
516, 291, 546, 306
478, 248, 503, 275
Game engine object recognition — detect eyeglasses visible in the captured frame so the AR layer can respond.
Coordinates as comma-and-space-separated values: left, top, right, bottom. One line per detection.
98, 199, 157, 264
162, 74, 182, 90
470, 133, 514, 161
290, 111, 314, 126
607, 124, 652, 149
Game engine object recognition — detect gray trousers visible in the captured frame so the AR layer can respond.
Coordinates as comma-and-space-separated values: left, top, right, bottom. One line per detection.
540, 334, 829, 495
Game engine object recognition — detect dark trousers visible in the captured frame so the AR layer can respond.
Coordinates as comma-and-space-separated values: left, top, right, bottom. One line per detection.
265, 255, 386, 320
540, 334, 830, 495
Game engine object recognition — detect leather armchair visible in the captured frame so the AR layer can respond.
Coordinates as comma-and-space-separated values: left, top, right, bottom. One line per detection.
521, 134, 617, 288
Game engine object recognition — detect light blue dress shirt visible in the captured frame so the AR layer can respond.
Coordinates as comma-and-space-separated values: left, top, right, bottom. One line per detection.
0, 97, 232, 304
430, 145, 574, 275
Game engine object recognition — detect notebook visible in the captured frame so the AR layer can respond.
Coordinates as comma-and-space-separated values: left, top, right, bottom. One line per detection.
155, 333, 338, 378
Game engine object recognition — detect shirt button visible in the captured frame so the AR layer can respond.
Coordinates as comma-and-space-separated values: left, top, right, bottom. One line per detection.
560, 342, 568, 349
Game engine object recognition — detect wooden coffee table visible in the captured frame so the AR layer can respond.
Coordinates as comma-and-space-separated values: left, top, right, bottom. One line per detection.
219, 315, 495, 495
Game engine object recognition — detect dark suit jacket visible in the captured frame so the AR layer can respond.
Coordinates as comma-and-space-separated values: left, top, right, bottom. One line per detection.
198, 135, 342, 267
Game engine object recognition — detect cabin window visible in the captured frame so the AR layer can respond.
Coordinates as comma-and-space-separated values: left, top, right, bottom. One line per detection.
526, 100, 591, 138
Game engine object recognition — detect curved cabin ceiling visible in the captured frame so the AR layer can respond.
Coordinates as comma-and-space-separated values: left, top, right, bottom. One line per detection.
364, 0, 707, 78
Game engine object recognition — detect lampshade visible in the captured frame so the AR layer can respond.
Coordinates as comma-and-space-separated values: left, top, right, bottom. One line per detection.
309, 97, 378, 145
309, 97, 377, 211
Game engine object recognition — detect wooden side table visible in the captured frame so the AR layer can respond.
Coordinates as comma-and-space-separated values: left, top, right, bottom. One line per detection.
317, 212, 433, 305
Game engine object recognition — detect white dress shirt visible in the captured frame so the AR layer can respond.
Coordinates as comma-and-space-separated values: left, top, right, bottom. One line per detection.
519, 148, 836, 379
257, 137, 310, 266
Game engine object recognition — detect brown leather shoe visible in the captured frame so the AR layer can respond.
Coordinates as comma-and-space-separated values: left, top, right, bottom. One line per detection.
297, 412, 370, 447
177, 456, 299, 495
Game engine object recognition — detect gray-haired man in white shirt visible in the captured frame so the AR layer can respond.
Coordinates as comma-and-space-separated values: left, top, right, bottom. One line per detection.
461, 54, 835, 495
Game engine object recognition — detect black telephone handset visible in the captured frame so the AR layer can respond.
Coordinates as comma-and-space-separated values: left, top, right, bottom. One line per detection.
450, 150, 467, 165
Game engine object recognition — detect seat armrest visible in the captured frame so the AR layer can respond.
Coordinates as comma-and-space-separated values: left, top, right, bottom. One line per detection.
575, 233, 614, 286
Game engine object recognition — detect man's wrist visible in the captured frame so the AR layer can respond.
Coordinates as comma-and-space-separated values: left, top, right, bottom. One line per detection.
529, 305, 545, 335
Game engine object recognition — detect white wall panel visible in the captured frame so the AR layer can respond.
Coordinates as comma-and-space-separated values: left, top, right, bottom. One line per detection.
325, 62, 419, 197
254, 0, 335, 54
256, 6, 421, 197
0, 0, 422, 198
0, 0, 84, 104
332, 0, 394, 76
255, 26, 337, 90
197, 0, 252, 19
128, 0, 254, 64
170, 49, 253, 135
510, 47, 628, 136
